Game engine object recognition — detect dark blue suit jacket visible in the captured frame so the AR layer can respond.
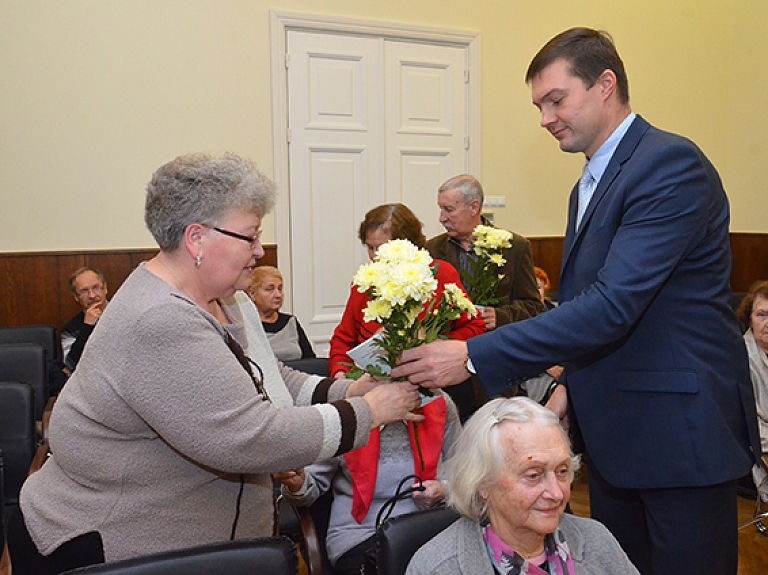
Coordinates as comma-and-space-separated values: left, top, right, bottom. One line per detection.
468, 116, 760, 489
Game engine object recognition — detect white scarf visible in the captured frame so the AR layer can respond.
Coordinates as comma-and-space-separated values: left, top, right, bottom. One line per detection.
744, 328, 768, 500
220, 291, 294, 408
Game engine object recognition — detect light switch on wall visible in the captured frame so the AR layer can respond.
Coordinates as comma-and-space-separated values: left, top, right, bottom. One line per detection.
485, 195, 507, 207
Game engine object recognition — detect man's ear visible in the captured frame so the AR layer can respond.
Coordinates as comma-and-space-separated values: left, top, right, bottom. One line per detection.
469, 198, 481, 216
598, 69, 617, 101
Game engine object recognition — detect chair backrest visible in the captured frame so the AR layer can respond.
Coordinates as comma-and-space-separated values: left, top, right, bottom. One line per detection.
0, 324, 62, 362
62, 537, 298, 575
0, 382, 37, 510
0, 343, 49, 420
282, 358, 331, 377
1, 448, 6, 546
376, 507, 460, 575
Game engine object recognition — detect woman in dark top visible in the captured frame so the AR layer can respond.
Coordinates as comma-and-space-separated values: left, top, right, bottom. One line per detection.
247, 265, 316, 361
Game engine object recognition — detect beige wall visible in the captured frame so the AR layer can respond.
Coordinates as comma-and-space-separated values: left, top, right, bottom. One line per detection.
1, 0, 765, 253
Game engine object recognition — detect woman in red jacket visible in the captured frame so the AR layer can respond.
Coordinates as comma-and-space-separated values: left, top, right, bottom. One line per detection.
329, 203, 485, 420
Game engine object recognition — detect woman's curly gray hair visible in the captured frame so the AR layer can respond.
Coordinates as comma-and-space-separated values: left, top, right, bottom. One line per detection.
444, 396, 580, 522
145, 152, 276, 251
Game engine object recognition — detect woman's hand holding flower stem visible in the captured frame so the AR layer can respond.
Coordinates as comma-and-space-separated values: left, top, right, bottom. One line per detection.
364, 380, 424, 428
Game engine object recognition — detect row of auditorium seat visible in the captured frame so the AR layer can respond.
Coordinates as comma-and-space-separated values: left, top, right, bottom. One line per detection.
0, 324, 457, 575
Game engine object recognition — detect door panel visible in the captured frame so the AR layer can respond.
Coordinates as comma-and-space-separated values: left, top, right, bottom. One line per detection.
286, 29, 468, 355
287, 31, 382, 354
385, 41, 467, 239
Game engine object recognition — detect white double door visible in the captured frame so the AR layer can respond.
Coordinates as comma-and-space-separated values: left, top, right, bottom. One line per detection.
282, 26, 474, 355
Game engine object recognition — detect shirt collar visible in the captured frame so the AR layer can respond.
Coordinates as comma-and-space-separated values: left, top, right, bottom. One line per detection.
584, 112, 635, 183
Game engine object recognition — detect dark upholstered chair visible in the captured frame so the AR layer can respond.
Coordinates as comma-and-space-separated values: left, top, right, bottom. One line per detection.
0, 344, 50, 423
282, 358, 331, 378
0, 324, 68, 397
0, 325, 62, 364
376, 507, 460, 575
61, 537, 298, 575
0, 382, 37, 532
1, 448, 6, 549
293, 501, 458, 575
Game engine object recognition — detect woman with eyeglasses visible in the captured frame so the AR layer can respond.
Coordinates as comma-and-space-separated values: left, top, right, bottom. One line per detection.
9, 153, 422, 575
278, 203, 473, 575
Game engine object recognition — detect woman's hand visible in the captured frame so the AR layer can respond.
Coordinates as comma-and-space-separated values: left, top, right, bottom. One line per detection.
364, 380, 424, 428
345, 373, 379, 397
274, 469, 306, 493
412, 480, 446, 510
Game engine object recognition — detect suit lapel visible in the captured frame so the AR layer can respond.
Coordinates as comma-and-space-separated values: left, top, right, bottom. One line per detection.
560, 116, 651, 281
560, 182, 580, 277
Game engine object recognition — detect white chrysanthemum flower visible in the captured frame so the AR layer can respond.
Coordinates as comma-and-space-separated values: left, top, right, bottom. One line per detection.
412, 249, 433, 267
353, 262, 380, 292
473, 225, 512, 250
363, 298, 393, 322
391, 263, 435, 302
489, 253, 506, 266
443, 283, 477, 315
379, 279, 409, 307
377, 238, 419, 264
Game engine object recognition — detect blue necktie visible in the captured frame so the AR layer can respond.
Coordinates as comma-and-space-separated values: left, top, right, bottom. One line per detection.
576, 161, 595, 230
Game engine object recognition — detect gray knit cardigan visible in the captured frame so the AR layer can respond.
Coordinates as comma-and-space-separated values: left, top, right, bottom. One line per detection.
406, 514, 640, 575
20, 265, 371, 561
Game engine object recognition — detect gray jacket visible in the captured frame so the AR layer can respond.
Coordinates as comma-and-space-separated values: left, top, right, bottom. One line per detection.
406, 514, 640, 575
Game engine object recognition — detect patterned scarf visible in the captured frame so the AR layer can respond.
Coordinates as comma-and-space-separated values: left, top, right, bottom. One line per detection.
483, 523, 577, 575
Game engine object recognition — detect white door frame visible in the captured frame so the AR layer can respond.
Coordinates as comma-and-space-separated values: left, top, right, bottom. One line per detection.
270, 10, 481, 314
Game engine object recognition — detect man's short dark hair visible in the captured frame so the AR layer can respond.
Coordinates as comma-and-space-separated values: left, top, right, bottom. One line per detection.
525, 27, 629, 105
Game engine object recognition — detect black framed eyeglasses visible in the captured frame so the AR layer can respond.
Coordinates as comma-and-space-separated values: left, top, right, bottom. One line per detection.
211, 226, 262, 248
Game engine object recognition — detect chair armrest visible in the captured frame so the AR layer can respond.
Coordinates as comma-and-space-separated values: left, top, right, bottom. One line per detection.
28, 440, 50, 476
41, 395, 56, 441
290, 501, 324, 575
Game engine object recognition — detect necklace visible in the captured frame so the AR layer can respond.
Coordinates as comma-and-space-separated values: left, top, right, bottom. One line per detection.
156, 257, 225, 321
156, 257, 193, 299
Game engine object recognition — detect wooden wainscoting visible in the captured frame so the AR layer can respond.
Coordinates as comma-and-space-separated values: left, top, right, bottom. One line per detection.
0, 234, 765, 330
528, 233, 768, 294
730, 232, 768, 294
529, 236, 565, 291
0, 245, 277, 330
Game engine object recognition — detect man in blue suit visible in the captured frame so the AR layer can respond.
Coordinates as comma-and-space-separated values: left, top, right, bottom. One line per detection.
393, 28, 760, 575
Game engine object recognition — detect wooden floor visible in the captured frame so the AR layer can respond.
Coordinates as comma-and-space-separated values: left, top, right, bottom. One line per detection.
569, 477, 768, 575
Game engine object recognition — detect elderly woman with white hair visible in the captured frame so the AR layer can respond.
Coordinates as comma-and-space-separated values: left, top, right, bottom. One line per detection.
407, 397, 639, 575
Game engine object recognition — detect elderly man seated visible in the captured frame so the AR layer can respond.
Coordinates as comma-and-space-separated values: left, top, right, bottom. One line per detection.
61, 267, 109, 374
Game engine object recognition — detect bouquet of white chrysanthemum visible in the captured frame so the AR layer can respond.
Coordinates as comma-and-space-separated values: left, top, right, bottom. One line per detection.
349, 239, 476, 378
460, 224, 513, 306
